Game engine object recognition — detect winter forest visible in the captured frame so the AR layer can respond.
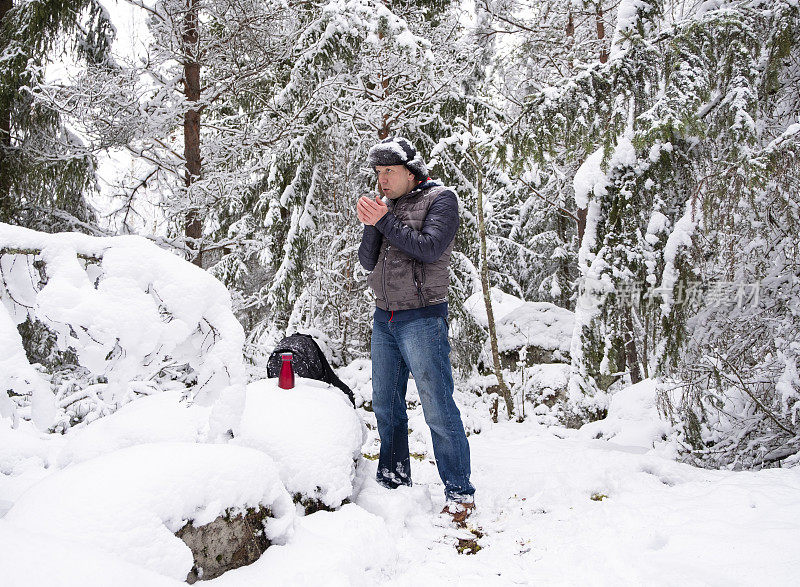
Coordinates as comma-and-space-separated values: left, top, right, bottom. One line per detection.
1, 0, 800, 585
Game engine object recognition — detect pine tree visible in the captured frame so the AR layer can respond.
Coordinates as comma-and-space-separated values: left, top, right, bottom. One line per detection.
520, 0, 800, 453
476, 0, 620, 309
0, 0, 113, 231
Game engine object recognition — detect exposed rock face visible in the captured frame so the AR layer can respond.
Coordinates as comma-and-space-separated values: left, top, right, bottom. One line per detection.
177, 507, 272, 583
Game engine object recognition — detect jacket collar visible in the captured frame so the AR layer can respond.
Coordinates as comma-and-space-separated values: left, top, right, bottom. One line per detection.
391, 179, 440, 207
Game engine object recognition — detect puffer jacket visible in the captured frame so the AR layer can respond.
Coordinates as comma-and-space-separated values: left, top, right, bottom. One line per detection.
358, 180, 459, 311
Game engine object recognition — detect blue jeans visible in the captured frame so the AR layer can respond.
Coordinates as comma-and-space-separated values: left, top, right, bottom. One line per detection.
371, 316, 475, 502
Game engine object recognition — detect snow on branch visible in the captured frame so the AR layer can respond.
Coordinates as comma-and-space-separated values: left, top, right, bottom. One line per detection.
0, 223, 245, 438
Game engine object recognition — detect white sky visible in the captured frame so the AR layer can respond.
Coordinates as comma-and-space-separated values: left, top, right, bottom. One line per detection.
100, 0, 151, 63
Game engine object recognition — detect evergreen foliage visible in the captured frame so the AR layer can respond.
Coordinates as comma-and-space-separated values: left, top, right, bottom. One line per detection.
206, 0, 480, 366
521, 0, 800, 461
0, 0, 113, 231
3, 0, 799, 467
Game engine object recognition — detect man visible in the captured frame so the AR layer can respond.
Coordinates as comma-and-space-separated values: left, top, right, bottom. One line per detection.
357, 136, 475, 518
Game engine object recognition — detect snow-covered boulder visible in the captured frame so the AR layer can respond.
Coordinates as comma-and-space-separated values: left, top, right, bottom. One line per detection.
235, 378, 366, 511
55, 390, 209, 467
493, 301, 574, 361
3, 443, 294, 582
578, 379, 675, 449
463, 287, 526, 327
464, 288, 574, 371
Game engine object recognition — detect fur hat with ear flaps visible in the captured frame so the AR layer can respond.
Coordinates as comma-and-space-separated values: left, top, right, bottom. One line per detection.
367, 137, 429, 181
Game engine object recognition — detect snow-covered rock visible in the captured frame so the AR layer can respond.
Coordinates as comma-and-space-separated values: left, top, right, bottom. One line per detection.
463, 287, 526, 327
3, 442, 294, 581
55, 390, 209, 467
579, 379, 675, 449
465, 289, 574, 368
234, 378, 366, 510
493, 301, 574, 358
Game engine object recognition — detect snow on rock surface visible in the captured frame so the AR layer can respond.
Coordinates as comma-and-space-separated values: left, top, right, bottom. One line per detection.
234, 378, 366, 508
494, 301, 575, 355
3, 442, 294, 581
55, 390, 209, 467
579, 378, 675, 449
463, 287, 524, 327
208, 504, 396, 586
465, 288, 575, 358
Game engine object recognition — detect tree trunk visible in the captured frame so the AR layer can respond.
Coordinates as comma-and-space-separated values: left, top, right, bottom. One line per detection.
471, 142, 514, 418
378, 74, 391, 139
595, 3, 609, 64
576, 206, 587, 244
599, 0, 637, 382
641, 309, 650, 379
566, 11, 574, 70
572, 2, 599, 246
0, 0, 13, 222
183, 0, 203, 267
624, 306, 642, 384
575, 3, 607, 249
555, 209, 572, 309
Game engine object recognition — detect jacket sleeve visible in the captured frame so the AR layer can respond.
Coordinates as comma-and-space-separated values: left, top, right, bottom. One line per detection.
374, 190, 459, 264
358, 224, 383, 271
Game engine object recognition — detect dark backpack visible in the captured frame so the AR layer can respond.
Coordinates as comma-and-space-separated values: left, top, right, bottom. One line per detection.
267, 333, 355, 407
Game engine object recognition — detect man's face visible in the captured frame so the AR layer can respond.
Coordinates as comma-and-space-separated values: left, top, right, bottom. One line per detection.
375, 165, 417, 200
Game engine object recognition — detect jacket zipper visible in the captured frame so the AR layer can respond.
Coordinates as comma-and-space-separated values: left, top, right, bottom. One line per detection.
382, 197, 395, 311
382, 244, 390, 309
421, 263, 427, 306
414, 261, 426, 307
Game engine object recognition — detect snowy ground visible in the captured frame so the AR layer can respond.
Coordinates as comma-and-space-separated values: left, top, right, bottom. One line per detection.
2, 376, 799, 586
